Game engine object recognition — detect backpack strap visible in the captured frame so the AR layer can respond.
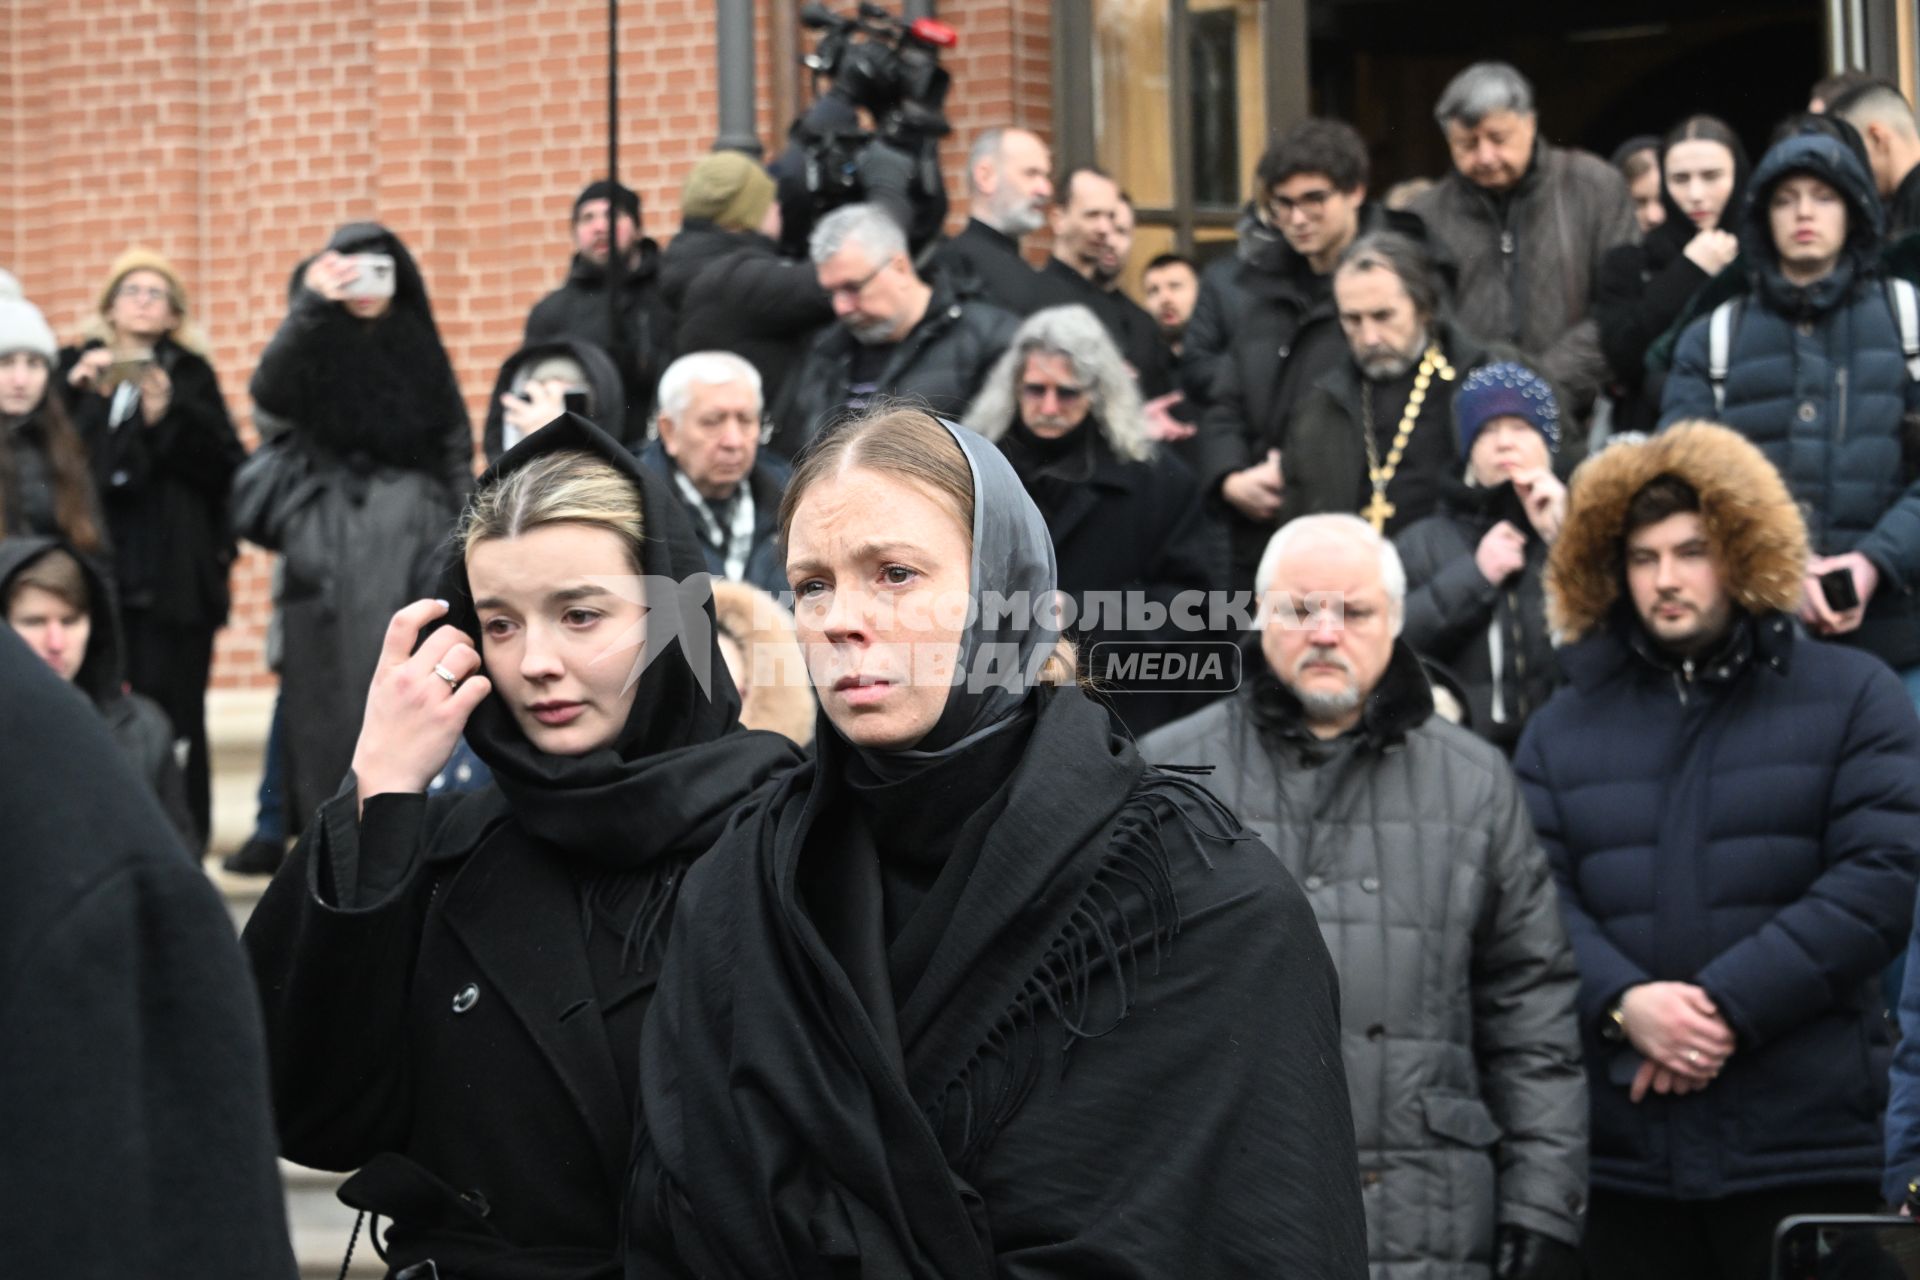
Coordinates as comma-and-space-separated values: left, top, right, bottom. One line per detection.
1886, 277, 1920, 381
1706, 298, 1743, 415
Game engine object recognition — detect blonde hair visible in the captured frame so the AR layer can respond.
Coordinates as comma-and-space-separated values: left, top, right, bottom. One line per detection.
780, 405, 1079, 687
459, 450, 645, 570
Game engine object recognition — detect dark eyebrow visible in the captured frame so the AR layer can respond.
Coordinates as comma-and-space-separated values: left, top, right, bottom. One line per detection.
473, 584, 616, 611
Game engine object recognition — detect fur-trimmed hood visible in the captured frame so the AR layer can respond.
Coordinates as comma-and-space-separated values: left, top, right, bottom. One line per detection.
711, 579, 815, 748
1547, 422, 1808, 640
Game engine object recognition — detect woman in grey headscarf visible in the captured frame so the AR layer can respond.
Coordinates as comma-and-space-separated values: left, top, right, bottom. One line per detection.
626, 405, 1368, 1279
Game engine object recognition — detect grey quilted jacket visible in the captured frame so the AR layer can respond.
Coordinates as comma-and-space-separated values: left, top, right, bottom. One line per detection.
1141, 648, 1587, 1278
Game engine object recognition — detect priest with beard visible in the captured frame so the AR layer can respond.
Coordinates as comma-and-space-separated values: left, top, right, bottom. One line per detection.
964, 304, 1225, 736
1274, 231, 1496, 548
1393, 361, 1566, 751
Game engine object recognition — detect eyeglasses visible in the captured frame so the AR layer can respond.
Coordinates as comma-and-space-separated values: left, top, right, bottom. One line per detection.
115, 283, 171, 305
1019, 382, 1086, 403
1269, 188, 1337, 217
824, 262, 887, 303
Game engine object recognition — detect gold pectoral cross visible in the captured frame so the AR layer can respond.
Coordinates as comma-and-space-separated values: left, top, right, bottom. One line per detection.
1363, 490, 1395, 533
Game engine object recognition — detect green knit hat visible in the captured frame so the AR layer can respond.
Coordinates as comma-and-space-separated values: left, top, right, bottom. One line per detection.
681, 151, 777, 232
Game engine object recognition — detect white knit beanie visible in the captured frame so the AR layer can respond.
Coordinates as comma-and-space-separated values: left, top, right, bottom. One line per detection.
0, 269, 58, 363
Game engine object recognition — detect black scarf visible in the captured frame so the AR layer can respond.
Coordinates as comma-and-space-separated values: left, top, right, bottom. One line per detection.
636, 685, 1245, 1279
438, 414, 800, 940
633, 419, 1249, 1277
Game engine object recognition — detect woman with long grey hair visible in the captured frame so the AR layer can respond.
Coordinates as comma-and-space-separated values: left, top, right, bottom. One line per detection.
966, 304, 1226, 735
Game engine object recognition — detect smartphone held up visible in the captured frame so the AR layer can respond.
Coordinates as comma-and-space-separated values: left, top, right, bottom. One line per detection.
341, 253, 397, 301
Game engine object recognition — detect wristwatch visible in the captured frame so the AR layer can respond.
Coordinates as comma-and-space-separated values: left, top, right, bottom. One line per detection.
1602, 1000, 1628, 1043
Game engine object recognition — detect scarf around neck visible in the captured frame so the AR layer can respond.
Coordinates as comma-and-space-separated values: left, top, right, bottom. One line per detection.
440, 413, 801, 871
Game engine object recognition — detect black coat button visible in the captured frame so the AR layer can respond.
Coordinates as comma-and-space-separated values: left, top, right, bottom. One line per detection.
452, 983, 479, 1014
1366, 1024, 1386, 1041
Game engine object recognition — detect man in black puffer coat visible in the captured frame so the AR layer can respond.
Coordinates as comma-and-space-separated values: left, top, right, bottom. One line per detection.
524, 180, 673, 448
661, 151, 835, 421
1516, 424, 1920, 1280
782, 202, 1016, 455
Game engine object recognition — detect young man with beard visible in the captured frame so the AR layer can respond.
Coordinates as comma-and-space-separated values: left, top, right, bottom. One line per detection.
784, 203, 1016, 452
1142, 512, 1587, 1280
925, 127, 1059, 316
1515, 424, 1920, 1280
524, 179, 674, 446
1142, 253, 1201, 358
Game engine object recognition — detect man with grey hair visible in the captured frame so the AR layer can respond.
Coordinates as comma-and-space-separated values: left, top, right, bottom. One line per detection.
638, 350, 790, 596
925, 126, 1060, 316
963, 304, 1224, 734
1142, 511, 1587, 1280
783, 202, 1017, 450
1413, 61, 1634, 437
1832, 80, 1920, 238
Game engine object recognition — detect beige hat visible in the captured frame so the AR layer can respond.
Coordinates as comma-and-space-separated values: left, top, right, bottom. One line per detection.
681, 152, 777, 233
88, 246, 208, 355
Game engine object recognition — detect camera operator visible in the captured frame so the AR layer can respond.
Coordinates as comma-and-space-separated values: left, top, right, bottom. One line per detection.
771, 3, 954, 258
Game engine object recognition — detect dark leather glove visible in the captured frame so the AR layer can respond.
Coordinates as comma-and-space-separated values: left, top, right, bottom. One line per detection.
1495, 1225, 1581, 1280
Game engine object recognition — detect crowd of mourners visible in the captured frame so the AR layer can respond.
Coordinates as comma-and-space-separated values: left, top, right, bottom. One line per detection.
15, 53, 1920, 1280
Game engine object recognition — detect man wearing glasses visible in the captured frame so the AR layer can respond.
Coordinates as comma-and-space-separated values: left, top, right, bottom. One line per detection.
1412, 62, 1635, 442
1200, 119, 1439, 592
783, 203, 1017, 453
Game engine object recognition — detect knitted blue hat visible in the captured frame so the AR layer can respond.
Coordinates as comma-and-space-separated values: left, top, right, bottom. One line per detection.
1453, 361, 1560, 456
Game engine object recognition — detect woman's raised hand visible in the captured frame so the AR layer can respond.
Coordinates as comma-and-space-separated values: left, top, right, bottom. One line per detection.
350, 600, 492, 803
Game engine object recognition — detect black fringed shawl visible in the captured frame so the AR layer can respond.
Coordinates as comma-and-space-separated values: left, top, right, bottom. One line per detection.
630, 685, 1372, 1279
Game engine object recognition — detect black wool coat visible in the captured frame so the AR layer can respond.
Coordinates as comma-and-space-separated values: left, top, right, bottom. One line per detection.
0, 629, 296, 1277
60, 335, 244, 628
998, 425, 1228, 737
781, 287, 1017, 457
1038, 258, 1174, 397
525, 244, 674, 448
923, 218, 1060, 317
243, 416, 801, 1280
659, 220, 835, 419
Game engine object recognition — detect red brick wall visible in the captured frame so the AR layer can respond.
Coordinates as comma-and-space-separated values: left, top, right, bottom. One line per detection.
3, 0, 1053, 689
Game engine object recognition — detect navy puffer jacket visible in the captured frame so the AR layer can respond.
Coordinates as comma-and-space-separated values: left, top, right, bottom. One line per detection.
1516, 610, 1920, 1199
1661, 134, 1920, 668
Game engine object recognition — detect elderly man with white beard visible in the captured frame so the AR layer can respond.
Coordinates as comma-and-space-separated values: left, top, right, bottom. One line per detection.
1141, 512, 1588, 1280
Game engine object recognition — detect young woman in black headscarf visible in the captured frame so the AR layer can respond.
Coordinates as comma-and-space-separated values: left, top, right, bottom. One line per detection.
243, 414, 801, 1280
626, 407, 1367, 1279
248, 222, 479, 835
1595, 115, 1752, 435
